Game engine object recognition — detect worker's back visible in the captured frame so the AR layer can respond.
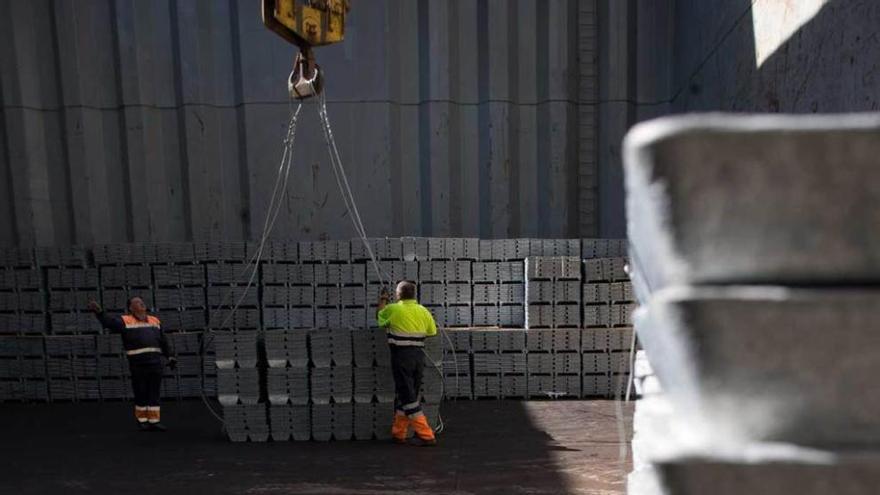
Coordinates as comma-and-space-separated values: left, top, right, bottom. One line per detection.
376, 299, 437, 347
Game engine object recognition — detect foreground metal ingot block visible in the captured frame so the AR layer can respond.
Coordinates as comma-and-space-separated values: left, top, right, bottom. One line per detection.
628, 452, 880, 495
637, 286, 880, 447
649, 451, 880, 495
628, 390, 880, 495
624, 113, 880, 291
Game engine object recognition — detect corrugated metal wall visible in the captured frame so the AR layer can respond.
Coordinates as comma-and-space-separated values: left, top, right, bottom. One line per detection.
0, 0, 597, 247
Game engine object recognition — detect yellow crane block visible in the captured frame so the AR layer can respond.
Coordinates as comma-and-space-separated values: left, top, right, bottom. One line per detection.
262, 0, 351, 98
262, 0, 350, 49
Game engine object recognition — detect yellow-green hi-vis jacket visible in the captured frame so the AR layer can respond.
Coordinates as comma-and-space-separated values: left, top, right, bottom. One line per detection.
376, 299, 438, 347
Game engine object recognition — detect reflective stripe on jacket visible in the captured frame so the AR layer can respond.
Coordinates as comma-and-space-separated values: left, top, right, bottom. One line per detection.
95, 312, 173, 358
376, 299, 437, 347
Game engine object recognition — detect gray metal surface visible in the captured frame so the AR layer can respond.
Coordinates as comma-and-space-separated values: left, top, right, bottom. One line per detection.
625, 113, 880, 287
638, 285, 880, 447
650, 454, 880, 495
630, 391, 880, 495
0, 0, 598, 247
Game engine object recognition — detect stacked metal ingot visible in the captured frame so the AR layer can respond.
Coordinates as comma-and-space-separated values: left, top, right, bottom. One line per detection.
624, 114, 880, 494
214, 331, 265, 442
259, 327, 443, 442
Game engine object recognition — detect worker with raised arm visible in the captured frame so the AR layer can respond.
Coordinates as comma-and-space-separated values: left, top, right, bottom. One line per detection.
376, 280, 438, 446
88, 297, 176, 431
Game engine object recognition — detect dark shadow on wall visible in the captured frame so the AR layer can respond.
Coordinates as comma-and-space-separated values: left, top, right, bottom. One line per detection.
598, 0, 757, 238
600, 0, 880, 238
672, 0, 880, 113
668, 0, 757, 113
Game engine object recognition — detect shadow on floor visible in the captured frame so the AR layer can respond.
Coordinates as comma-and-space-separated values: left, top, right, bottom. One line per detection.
0, 399, 632, 495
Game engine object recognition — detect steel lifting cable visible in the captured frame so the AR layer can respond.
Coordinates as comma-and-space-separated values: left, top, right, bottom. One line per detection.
198, 103, 304, 425
199, 106, 299, 423
312, 85, 458, 434
314, 88, 444, 430
202, 83, 459, 433
206, 102, 303, 340
311, 87, 459, 431
198, 85, 631, 443
312, 88, 389, 290
313, 87, 448, 430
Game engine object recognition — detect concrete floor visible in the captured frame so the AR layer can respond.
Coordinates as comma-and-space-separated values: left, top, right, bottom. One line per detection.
0, 400, 633, 495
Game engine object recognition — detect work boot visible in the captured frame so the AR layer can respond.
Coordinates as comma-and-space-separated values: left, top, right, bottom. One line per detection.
148, 422, 167, 432
409, 436, 437, 447
410, 414, 436, 446
391, 412, 409, 444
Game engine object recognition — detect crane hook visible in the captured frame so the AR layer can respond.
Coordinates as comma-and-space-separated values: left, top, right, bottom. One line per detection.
288, 48, 324, 99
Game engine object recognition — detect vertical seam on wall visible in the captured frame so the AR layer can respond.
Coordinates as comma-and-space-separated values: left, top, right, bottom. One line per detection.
566, 0, 580, 237
48, 0, 77, 246
579, 0, 599, 237
417, 0, 432, 236
0, 14, 20, 246
108, 0, 134, 243
0, 0, 24, 245
0, 107, 18, 245
228, 0, 251, 241
0, 120, 16, 242
507, 0, 520, 238
196, 2, 222, 241
596, 0, 609, 237
2, 2, 35, 246
627, 0, 638, 117
477, 0, 490, 238
388, 2, 402, 236
168, 0, 194, 241
536, 3, 550, 238
447, 1, 461, 235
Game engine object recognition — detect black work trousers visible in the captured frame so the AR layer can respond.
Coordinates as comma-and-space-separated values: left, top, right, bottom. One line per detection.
390, 345, 425, 417
129, 357, 163, 407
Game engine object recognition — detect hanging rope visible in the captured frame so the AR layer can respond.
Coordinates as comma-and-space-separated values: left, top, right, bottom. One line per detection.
311, 85, 459, 433
198, 102, 304, 425
313, 87, 390, 290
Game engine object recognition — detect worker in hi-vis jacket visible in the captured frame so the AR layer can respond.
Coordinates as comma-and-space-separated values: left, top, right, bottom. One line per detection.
88, 297, 176, 431
376, 280, 438, 446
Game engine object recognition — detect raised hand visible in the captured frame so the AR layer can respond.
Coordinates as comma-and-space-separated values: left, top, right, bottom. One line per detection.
87, 299, 102, 314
